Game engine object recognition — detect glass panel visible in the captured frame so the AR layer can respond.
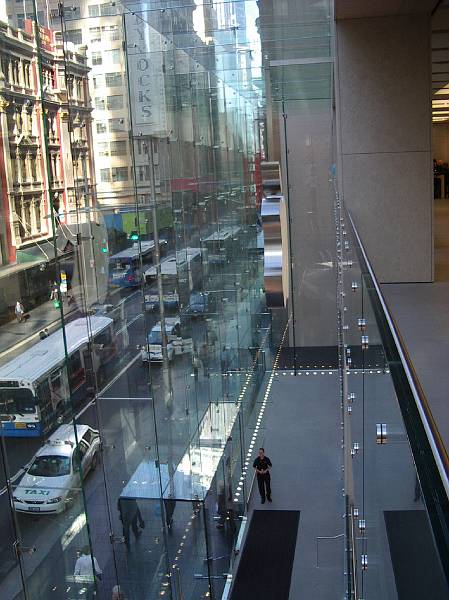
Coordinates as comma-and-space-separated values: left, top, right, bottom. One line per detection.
340, 203, 449, 597
0, 0, 265, 598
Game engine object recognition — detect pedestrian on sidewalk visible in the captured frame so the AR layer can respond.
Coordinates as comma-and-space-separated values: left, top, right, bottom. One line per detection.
164, 494, 176, 529
15, 300, 25, 323
253, 447, 272, 504
118, 498, 145, 548
74, 545, 102, 581
50, 281, 58, 301
74, 545, 102, 599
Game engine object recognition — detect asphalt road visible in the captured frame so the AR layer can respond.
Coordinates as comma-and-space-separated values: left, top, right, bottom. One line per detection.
0, 258, 264, 599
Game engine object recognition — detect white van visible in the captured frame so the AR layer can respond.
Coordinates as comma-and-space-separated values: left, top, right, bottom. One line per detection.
140, 318, 181, 363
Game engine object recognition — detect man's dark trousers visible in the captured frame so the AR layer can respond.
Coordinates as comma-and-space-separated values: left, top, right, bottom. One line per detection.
257, 472, 271, 502
123, 515, 140, 544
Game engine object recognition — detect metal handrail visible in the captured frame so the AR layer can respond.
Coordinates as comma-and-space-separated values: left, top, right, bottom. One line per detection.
348, 501, 358, 600
347, 212, 449, 499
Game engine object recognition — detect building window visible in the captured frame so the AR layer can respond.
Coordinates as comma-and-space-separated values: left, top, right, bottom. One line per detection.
110, 141, 127, 156
93, 74, 105, 89
66, 29, 82, 45
88, 5, 99, 17
11, 60, 20, 85
20, 154, 27, 182
95, 97, 105, 110
89, 27, 101, 43
92, 52, 102, 66
137, 166, 145, 182
30, 155, 38, 181
104, 49, 120, 64
1, 58, 8, 83
112, 167, 128, 182
109, 118, 125, 132
98, 142, 109, 156
23, 61, 31, 88
10, 154, 17, 182
136, 166, 151, 182
33, 198, 42, 232
102, 24, 120, 41
105, 72, 122, 87
96, 121, 107, 134
100, 168, 110, 182
106, 95, 123, 110
76, 79, 83, 100
100, 2, 117, 16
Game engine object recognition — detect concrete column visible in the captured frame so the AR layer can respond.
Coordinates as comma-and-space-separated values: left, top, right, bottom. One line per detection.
279, 101, 337, 349
335, 14, 433, 283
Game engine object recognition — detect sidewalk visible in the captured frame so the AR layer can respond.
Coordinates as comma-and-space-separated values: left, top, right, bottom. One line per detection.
0, 299, 76, 361
0, 285, 130, 362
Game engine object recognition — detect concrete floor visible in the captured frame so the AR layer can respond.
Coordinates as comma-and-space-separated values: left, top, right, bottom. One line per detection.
382, 198, 449, 451
245, 372, 345, 600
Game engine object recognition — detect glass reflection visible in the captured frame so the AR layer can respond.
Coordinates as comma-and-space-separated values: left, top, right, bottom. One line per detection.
0, 0, 265, 598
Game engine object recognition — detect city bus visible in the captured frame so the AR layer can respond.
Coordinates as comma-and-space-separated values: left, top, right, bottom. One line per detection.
108, 240, 167, 288
201, 226, 241, 266
144, 248, 203, 308
0, 316, 117, 437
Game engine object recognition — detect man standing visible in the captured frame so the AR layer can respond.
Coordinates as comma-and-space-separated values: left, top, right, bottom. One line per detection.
117, 498, 145, 548
253, 448, 272, 504
15, 300, 24, 323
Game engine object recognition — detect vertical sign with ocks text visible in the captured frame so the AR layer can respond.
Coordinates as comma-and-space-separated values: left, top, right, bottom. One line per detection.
126, 13, 168, 136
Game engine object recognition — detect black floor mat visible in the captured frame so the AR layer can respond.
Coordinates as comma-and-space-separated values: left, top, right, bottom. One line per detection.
384, 510, 449, 600
231, 510, 300, 600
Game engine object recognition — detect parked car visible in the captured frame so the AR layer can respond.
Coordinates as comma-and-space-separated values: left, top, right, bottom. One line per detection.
13, 424, 100, 514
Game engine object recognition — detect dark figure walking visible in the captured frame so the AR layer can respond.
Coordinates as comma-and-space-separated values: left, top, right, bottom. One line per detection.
164, 495, 176, 529
118, 498, 145, 547
253, 448, 272, 504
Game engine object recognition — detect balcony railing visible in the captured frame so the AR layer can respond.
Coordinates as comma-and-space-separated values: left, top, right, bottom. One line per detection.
335, 193, 449, 598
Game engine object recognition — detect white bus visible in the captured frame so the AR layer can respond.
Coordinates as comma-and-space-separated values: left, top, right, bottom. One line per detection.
0, 316, 117, 437
109, 240, 167, 288
144, 248, 203, 308
201, 226, 241, 265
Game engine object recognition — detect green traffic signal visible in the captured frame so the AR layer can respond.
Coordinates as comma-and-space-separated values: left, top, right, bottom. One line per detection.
129, 231, 139, 241
53, 299, 61, 309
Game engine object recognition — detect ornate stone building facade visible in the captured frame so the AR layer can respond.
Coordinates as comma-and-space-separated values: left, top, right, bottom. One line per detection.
0, 19, 95, 265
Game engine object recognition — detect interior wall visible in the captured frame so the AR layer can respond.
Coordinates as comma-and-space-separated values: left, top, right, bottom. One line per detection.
336, 14, 433, 283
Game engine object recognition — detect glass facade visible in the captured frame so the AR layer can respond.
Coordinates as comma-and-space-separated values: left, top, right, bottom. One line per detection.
2, 1, 449, 599
0, 1, 267, 598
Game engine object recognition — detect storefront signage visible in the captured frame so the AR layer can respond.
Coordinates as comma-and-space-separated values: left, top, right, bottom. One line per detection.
125, 14, 168, 136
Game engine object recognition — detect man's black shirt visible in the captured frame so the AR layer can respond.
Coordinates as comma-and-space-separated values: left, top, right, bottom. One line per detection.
253, 456, 272, 475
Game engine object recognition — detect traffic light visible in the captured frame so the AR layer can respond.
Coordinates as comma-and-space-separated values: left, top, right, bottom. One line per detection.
53, 299, 61, 309
101, 239, 108, 253
129, 231, 139, 241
